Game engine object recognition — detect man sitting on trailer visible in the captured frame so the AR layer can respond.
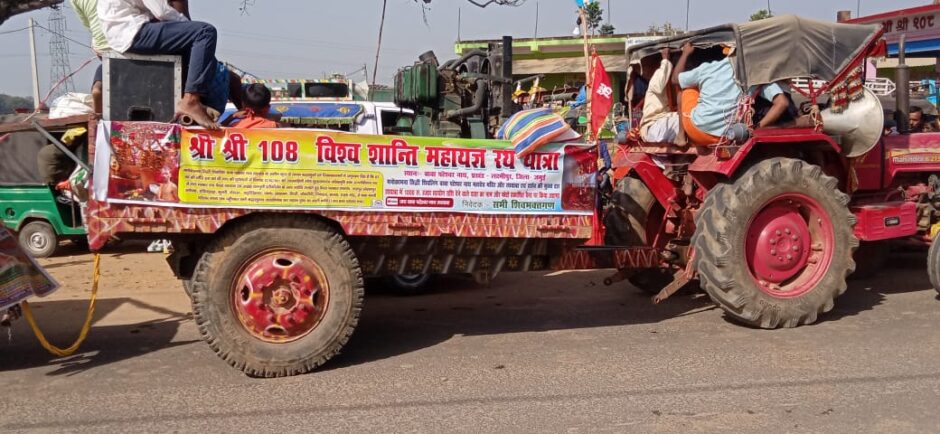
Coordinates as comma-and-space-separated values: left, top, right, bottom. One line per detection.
672, 42, 790, 146
98, 0, 220, 129
226, 84, 280, 129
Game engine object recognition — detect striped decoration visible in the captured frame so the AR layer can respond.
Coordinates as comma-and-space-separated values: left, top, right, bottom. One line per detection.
497, 108, 580, 158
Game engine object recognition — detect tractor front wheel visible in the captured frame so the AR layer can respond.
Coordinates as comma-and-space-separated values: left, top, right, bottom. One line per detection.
927, 234, 940, 295
693, 158, 858, 328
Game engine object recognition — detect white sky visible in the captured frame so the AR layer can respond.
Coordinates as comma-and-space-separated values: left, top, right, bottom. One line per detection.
0, 0, 928, 97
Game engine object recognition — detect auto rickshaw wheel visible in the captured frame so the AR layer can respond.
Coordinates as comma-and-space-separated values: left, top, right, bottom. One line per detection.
18, 220, 58, 258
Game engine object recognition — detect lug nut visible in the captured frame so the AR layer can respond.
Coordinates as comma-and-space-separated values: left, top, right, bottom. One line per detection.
792, 246, 799, 251
785, 228, 791, 234
775, 230, 782, 235
770, 239, 777, 245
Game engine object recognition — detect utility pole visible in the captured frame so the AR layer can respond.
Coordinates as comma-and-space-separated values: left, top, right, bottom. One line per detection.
534, 3, 538, 39
28, 18, 41, 110
685, 0, 690, 32
767, 0, 771, 15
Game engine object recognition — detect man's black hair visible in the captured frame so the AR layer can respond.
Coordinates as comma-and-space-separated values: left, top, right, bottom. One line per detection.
911, 105, 924, 115
244, 83, 271, 111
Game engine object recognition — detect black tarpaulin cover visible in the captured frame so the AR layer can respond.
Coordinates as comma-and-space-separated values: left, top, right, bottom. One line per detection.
628, 15, 881, 89
0, 114, 48, 186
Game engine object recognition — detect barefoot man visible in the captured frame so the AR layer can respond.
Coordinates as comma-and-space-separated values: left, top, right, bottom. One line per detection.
97, 0, 220, 129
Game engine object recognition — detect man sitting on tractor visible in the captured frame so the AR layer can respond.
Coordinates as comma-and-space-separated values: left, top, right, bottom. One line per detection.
672, 42, 791, 145
638, 48, 679, 143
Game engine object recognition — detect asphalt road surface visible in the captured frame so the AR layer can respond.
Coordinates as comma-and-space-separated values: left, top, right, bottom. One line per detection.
2, 243, 939, 433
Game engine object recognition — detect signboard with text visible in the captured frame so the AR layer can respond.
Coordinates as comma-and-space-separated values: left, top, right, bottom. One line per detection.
96, 122, 596, 215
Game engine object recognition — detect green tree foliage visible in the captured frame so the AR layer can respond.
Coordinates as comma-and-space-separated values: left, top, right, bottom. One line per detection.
0, 94, 33, 114
750, 9, 773, 21
584, 2, 604, 33
599, 23, 616, 36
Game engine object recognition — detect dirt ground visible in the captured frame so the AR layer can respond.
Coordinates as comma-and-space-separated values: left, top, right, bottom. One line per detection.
2, 242, 940, 432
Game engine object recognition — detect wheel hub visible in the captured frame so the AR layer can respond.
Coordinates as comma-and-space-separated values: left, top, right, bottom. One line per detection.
745, 194, 835, 298
29, 232, 48, 250
748, 203, 811, 283
232, 251, 328, 343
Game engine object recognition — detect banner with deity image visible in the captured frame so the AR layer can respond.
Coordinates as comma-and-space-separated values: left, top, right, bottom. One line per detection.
96, 122, 596, 215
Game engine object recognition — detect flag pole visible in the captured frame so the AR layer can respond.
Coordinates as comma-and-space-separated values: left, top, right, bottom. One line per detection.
578, 6, 593, 139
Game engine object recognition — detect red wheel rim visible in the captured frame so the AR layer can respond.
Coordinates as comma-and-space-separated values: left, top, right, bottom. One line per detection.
231, 250, 329, 343
745, 193, 834, 298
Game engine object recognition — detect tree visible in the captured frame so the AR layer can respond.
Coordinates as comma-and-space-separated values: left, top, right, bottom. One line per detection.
750, 9, 773, 21
599, 23, 615, 36
0, 94, 34, 114
584, 2, 603, 34
0, 0, 62, 25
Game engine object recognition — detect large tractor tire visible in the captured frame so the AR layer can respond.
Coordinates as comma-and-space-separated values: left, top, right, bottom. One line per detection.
928, 235, 940, 295
604, 176, 674, 294
190, 215, 364, 377
18, 220, 58, 258
693, 158, 858, 328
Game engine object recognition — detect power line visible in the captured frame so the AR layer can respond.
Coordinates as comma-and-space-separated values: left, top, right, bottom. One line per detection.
0, 26, 30, 35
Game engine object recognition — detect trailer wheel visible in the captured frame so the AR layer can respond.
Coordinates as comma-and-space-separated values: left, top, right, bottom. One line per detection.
693, 158, 857, 328
18, 221, 58, 258
928, 234, 940, 295
190, 216, 363, 377
604, 176, 671, 294
387, 273, 433, 295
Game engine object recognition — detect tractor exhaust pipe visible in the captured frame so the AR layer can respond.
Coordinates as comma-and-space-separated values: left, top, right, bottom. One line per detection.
501, 35, 514, 121
896, 35, 910, 134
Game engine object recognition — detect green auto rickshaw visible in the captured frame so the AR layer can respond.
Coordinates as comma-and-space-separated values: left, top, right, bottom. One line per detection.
0, 114, 87, 258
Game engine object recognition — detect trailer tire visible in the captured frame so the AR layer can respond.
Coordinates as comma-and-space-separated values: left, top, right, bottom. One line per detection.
190, 215, 363, 377
18, 220, 58, 258
387, 273, 433, 295
605, 176, 671, 294
693, 158, 858, 328
928, 234, 940, 295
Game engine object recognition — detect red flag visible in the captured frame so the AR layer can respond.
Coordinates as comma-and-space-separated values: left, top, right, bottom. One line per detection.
590, 54, 613, 140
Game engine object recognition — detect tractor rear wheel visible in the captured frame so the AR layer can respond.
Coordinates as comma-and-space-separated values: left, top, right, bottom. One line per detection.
190, 215, 363, 377
693, 158, 858, 328
604, 176, 672, 294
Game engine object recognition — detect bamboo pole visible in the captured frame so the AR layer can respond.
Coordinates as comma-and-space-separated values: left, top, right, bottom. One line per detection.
578, 7, 592, 139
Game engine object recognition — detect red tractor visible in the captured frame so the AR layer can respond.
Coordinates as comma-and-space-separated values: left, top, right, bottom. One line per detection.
603, 15, 937, 328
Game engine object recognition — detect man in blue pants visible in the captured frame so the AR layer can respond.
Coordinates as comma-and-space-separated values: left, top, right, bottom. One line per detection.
98, 0, 220, 129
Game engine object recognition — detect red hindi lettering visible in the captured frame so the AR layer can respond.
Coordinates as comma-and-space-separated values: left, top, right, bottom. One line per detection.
222, 133, 248, 163
189, 133, 215, 161
317, 136, 362, 164
493, 149, 515, 169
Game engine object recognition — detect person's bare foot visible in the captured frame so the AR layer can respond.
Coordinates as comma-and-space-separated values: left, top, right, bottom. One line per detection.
206, 107, 221, 122
176, 93, 219, 130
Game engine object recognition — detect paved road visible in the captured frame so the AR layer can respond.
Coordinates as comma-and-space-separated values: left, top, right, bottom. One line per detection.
2, 244, 939, 433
